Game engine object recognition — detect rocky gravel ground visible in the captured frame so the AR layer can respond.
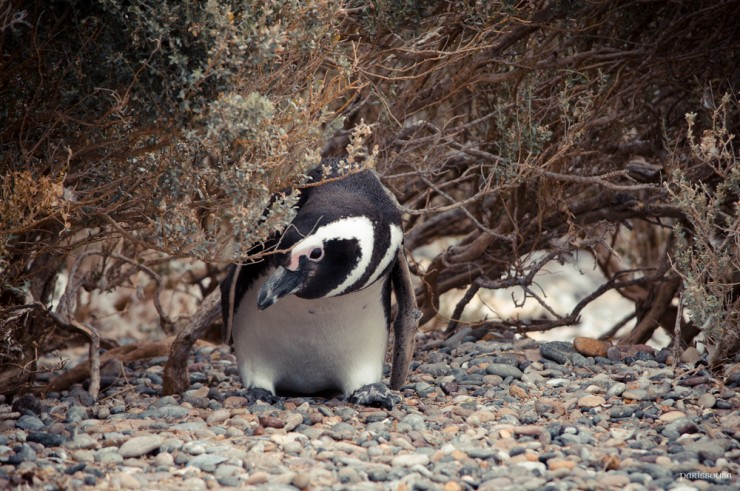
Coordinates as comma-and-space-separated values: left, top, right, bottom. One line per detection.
1, 330, 739, 490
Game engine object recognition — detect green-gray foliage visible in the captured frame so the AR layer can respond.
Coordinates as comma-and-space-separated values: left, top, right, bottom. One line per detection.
669, 95, 739, 366
1, 0, 345, 262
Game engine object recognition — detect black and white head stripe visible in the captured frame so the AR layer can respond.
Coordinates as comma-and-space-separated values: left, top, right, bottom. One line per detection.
361, 222, 403, 289
285, 215, 403, 297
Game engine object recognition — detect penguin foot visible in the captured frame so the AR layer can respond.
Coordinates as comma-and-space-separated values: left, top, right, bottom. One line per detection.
241, 387, 281, 405
348, 383, 401, 410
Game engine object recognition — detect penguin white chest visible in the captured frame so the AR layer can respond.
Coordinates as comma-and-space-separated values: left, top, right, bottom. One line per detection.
231, 272, 389, 395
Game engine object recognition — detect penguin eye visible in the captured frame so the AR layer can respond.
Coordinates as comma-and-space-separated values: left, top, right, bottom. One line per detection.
308, 247, 324, 261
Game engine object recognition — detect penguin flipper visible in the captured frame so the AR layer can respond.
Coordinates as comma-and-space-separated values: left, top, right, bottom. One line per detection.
220, 264, 242, 345
389, 248, 419, 390
219, 256, 272, 344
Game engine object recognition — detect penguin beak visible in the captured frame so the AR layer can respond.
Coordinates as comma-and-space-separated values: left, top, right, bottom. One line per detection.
257, 266, 305, 310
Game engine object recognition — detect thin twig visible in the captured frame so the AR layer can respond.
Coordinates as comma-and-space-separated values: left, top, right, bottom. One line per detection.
673, 290, 684, 367
70, 319, 101, 400
533, 168, 660, 191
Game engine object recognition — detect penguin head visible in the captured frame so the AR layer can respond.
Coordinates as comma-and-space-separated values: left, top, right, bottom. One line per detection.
257, 216, 375, 310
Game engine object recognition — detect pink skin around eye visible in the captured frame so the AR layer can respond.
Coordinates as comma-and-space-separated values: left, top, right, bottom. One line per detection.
287, 244, 322, 271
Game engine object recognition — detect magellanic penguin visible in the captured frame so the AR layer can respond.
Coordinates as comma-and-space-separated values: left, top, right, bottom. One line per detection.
220, 161, 418, 409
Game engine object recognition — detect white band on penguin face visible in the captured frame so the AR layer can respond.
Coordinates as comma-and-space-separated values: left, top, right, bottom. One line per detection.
288, 216, 375, 296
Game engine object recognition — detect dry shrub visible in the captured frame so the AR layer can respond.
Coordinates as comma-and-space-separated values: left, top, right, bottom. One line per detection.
0, 0, 352, 394
1, 0, 739, 395
668, 95, 740, 368
338, 1, 739, 360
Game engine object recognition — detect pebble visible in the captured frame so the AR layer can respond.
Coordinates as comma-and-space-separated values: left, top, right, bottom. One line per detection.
245, 471, 270, 485
573, 337, 609, 358
680, 375, 711, 387
600, 473, 630, 487
540, 341, 574, 364
12, 394, 43, 416
571, 352, 591, 367
283, 412, 304, 431
485, 363, 523, 379
224, 396, 249, 409
112, 471, 141, 489
338, 466, 360, 483
27, 431, 65, 447
515, 461, 546, 476
154, 452, 174, 467
182, 477, 207, 490
392, 453, 430, 467
479, 478, 513, 491
184, 442, 206, 455
97, 449, 124, 464
0, 339, 735, 491
119, 435, 162, 458
205, 409, 231, 424
662, 418, 699, 439
609, 428, 634, 440
466, 410, 497, 425
400, 413, 427, 431
509, 384, 527, 399
65, 405, 88, 423
16, 415, 44, 431
686, 440, 726, 464
418, 362, 451, 377
610, 406, 635, 419
151, 405, 189, 419
65, 433, 98, 450
697, 393, 716, 409
547, 458, 576, 470
681, 347, 702, 364
189, 454, 228, 472
578, 395, 605, 408
607, 382, 626, 397
72, 449, 95, 463
215, 462, 242, 476
607, 346, 623, 361
258, 415, 285, 429
659, 411, 687, 422
67, 387, 95, 406
5, 443, 36, 465
622, 389, 652, 401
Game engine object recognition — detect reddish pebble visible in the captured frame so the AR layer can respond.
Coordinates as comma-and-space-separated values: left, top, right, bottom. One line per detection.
258, 415, 285, 429
573, 337, 610, 358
